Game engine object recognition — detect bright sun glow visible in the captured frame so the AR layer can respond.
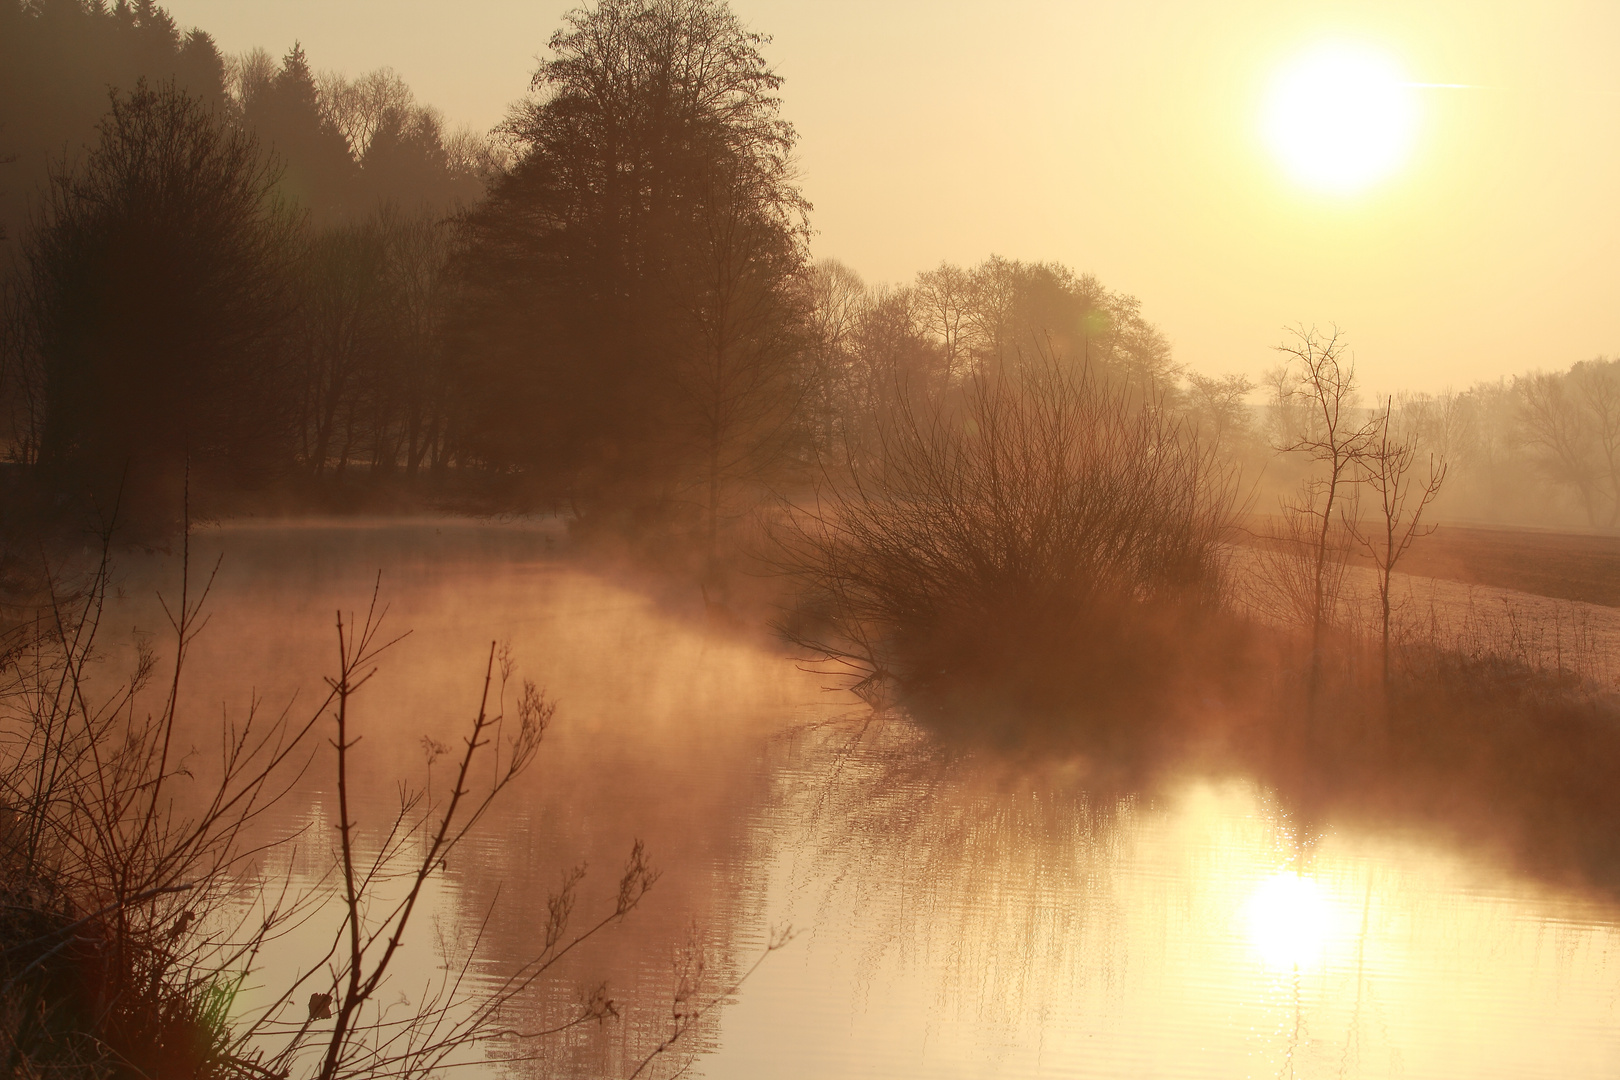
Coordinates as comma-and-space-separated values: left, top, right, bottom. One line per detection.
1244, 870, 1336, 968
1263, 42, 1419, 195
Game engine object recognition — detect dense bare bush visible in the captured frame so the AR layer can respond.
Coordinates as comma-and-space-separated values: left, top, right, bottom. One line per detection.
1241, 504, 1356, 638
775, 358, 1235, 726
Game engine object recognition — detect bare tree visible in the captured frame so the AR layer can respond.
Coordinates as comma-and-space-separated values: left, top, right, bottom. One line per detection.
1186, 371, 1255, 452
1270, 327, 1378, 694
316, 67, 414, 160
225, 47, 278, 114
1519, 369, 1599, 523
914, 262, 974, 383
799, 259, 867, 449
1348, 397, 1448, 686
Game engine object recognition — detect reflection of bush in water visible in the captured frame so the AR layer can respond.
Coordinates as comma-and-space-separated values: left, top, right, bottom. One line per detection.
768, 714, 1157, 1019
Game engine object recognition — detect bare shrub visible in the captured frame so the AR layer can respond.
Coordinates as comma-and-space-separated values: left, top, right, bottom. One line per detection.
0, 526, 318, 1078
774, 357, 1235, 727
0, 531, 659, 1079
1243, 498, 1357, 639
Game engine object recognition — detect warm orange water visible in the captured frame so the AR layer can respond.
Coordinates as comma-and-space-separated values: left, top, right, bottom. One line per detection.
100, 520, 1620, 1079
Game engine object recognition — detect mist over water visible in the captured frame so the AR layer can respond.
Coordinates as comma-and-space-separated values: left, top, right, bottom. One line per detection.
93, 520, 1620, 1079
5, 1, 1619, 1075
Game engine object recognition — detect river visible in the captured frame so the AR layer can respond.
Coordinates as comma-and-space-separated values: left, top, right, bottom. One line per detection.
96, 519, 1620, 1079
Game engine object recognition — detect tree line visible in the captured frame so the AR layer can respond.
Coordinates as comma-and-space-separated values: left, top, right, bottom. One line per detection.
1232, 352, 1620, 532
0, 0, 1613, 542
0, 0, 1197, 546
0, 0, 495, 241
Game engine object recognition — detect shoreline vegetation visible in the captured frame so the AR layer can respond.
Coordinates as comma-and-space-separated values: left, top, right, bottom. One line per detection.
0, 527, 676, 1079
3, 0, 1620, 1076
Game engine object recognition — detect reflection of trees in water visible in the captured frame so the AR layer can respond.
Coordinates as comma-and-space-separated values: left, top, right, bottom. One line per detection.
101, 523, 835, 1079
766, 713, 1149, 1031
427, 751, 771, 1079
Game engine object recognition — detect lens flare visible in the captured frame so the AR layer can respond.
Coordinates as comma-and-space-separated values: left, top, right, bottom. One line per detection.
1262, 41, 1419, 195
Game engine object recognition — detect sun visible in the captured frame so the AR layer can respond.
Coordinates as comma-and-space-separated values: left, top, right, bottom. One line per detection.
1262, 41, 1419, 195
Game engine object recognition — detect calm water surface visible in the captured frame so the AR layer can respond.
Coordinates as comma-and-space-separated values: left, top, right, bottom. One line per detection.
103, 520, 1620, 1078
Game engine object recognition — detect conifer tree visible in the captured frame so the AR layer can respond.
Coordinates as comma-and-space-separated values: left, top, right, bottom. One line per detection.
244, 42, 356, 221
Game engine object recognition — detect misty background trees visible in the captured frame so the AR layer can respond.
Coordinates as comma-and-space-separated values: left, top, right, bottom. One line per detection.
0, 0, 1614, 544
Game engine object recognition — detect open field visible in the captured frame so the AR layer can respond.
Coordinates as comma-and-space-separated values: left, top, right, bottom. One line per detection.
1236, 519, 1620, 606
1228, 522, 1620, 690
1393, 524, 1620, 607
1238, 519, 1620, 609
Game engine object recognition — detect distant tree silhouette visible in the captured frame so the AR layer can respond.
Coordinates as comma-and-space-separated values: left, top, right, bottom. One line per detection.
456, 0, 808, 522
225, 45, 278, 111
293, 220, 390, 477
798, 259, 868, 450
292, 206, 459, 481
0, 0, 227, 249
318, 66, 414, 160
320, 66, 492, 210
377, 207, 457, 476
242, 43, 357, 222
1518, 358, 1620, 530
939, 256, 1178, 394
20, 80, 299, 519
798, 255, 1180, 466
841, 285, 947, 439
1185, 371, 1256, 452
362, 106, 452, 206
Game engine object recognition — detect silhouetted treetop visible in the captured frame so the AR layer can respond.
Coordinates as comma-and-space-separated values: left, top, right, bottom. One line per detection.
456, 0, 810, 512
21, 80, 300, 517
241, 42, 357, 221
0, 0, 227, 248
499, 0, 804, 243
361, 104, 476, 208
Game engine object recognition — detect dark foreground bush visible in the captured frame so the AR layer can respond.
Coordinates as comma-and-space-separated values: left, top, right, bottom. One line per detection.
775, 359, 1238, 733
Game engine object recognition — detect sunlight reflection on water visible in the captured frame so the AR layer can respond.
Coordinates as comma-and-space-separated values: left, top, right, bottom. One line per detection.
104, 521, 1620, 1080
1244, 870, 1341, 969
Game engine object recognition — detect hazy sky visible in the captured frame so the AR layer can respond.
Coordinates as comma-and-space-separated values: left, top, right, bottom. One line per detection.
161, 0, 1620, 393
